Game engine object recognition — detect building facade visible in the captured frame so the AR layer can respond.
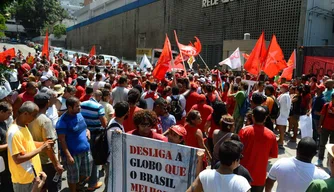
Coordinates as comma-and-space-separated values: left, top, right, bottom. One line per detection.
67, 0, 334, 68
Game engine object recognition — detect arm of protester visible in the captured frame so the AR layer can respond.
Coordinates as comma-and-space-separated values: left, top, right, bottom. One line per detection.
204, 120, 211, 135
195, 150, 204, 177
44, 142, 64, 174
269, 136, 278, 159
58, 134, 75, 164
196, 129, 212, 160
186, 176, 203, 192
12, 140, 53, 164
99, 116, 107, 128
86, 129, 91, 140
0, 144, 7, 151
12, 96, 23, 119
212, 129, 220, 147
265, 178, 275, 192
31, 172, 47, 192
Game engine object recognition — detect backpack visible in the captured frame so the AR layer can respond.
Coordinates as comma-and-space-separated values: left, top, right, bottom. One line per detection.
206, 94, 219, 107
91, 123, 121, 165
269, 96, 281, 119
170, 96, 183, 121
239, 91, 250, 117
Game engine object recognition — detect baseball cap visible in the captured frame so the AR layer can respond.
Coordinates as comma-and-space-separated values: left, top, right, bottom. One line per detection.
198, 77, 206, 83
0, 86, 10, 100
40, 75, 51, 83
169, 125, 187, 137
280, 84, 289, 90
34, 92, 50, 101
326, 144, 334, 158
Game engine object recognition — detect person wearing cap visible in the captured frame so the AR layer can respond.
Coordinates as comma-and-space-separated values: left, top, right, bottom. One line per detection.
167, 125, 187, 144
266, 137, 329, 192
276, 83, 291, 148
191, 94, 213, 133
40, 75, 52, 91
323, 79, 334, 102
317, 92, 334, 166
28, 93, 64, 192
239, 106, 278, 191
75, 76, 87, 99
312, 84, 326, 143
185, 83, 201, 113
306, 143, 334, 191
5, 62, 19, 90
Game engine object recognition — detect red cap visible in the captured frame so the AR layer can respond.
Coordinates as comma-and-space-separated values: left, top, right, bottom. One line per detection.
190, 83, 198, 90
128, 72, 136, 77
169, 125, 187, 137
317, 84, 326, 92
198, 94, 206, 101
281, 84, 289, 90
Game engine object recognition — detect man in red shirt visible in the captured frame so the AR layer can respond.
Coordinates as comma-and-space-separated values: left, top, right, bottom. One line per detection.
185, 83, 201, 113
239, 106, 278, 192
75, 76, 87, 99
123, 89, 142, 132
191, 94, 213, 133
12, 81, 38, 118
127, 110, 167, 142
317, 92, 334, 166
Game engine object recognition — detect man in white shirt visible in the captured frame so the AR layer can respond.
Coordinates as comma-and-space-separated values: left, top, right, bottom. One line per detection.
265, 137, 329, 192
276, 84, 291, 148
111, 76, 129, 106
92, 73, 106, 92
187, 140, 251, 192
105, 101, 129, 192
141, 82, 159, 110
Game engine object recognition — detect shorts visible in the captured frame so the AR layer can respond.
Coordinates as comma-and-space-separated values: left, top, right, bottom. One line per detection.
276, 116, 288, 126
13, 183, 33, 192
62, 151, 93, 184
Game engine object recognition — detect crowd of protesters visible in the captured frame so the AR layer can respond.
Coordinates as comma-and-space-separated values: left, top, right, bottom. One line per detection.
0, 47, 334, 192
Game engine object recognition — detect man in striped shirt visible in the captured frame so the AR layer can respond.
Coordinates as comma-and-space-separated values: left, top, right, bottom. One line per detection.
80, 90, 107, 191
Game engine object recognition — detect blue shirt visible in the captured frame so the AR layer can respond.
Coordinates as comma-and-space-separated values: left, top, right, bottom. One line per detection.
312, 94, 327, 120
323, 89, 334, 102
80, 98, 105, 130
56, 112, 90, 156
160, 114, 176, 133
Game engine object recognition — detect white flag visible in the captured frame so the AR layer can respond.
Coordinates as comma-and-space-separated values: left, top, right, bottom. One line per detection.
219, 47, 242, 69
139, 54, 152, 72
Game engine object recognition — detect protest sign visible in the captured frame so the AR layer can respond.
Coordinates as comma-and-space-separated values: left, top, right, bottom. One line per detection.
108, 133, 202, 192
243, 80, 257, 95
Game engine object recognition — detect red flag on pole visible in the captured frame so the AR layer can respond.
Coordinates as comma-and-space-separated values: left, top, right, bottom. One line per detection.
0, 48, 16, 63
153, 35, 172, 80
262, 35, 287, 78
89, 45, 96, 57
174, 31, 202, 56
243, 32, 267, 75
280, 50, 296, 80
168, 54, 188, 72
42, 30, 49, 59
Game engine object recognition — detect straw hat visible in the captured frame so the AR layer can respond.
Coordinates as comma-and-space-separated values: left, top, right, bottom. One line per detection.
53, 84, 65, 95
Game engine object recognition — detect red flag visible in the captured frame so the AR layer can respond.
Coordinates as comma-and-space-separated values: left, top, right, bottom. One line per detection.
42, 30, 49, 59
262, 35, 287, 78
242, 53, 250, 60
174, 30, 201, 56
244, 32, 267, 75
168, 54, 187, 72
0, 48, 16, 63
153, 35, 172, 80
280, 50, 296, 80
89, 45, 96, 57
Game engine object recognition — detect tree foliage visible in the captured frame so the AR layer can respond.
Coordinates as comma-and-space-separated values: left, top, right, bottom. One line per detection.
53, 24, 66, 38
0, 14, 7, 38
13, 0, 70, 37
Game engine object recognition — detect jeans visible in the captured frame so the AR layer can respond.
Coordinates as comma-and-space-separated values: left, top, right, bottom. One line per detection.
318, 128, 334, 160
312, 118, 320, 142
88, 130, 102, 187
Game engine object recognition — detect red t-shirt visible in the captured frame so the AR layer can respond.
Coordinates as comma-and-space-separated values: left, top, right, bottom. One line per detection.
127, 129, 167, 142
321, 102, 334, 130
191, 104, 213, 132
221, 91, 228, 103
75, 85, 85, 99
184, 123, 202, 148
80, 94, 91, 102
186, 91, 201, 113
239, 124, 278, 186
18, 92, 35, 103
123, 106, 142, 132
227, 96, 236, 115
207, 114, 220, 138
301, 93, 311, 111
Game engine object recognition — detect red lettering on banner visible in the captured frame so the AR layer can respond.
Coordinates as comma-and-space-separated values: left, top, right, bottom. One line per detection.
129, 145, 172, 160
131, 183, 147, 192
165, 164, 187, 176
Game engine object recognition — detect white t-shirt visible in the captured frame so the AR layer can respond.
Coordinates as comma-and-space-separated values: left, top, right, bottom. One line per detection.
199, 169, 251, 192
111, 87, 129, 106
107, 118, 124, 162
268, 157, 330, 192
92, 81, 106, 92
277, 92, 291, 119
46, 105, 59, 128
141, 91, 159, 110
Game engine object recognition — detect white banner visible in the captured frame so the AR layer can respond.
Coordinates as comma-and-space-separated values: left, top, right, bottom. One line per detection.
108, 133, 202, 192
139, 54, 153, 72
219, 47, 242, 69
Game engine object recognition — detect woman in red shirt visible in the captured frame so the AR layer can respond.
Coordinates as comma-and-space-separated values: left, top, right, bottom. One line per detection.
184, 110, 205, 149
221, 82, 230, 103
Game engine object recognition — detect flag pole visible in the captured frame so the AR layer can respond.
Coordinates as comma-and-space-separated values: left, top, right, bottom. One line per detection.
174, 30, 187, 76
198, 53, 211, 71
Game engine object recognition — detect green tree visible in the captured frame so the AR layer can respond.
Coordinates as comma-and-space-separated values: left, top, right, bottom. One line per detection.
13, 0, 70, 37
53, 24, 66, 38
0, 14, 7, 38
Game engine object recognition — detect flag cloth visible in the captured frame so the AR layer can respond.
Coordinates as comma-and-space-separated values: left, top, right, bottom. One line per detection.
280, 50, 296, 80
187, 56, 195, 69
42, 30, 49, 59
89, 45, 96, 57
262, 35, 287, 78
0, 48, 15, 63
242, 53, 250, 60
243, 32, 267, 75
216, 70, 223, 91
174, 30, 201, 56
153, 35, 172, 80
139, 54, 153, 72
219, 47, 242, 69
168, 54, 187, 72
